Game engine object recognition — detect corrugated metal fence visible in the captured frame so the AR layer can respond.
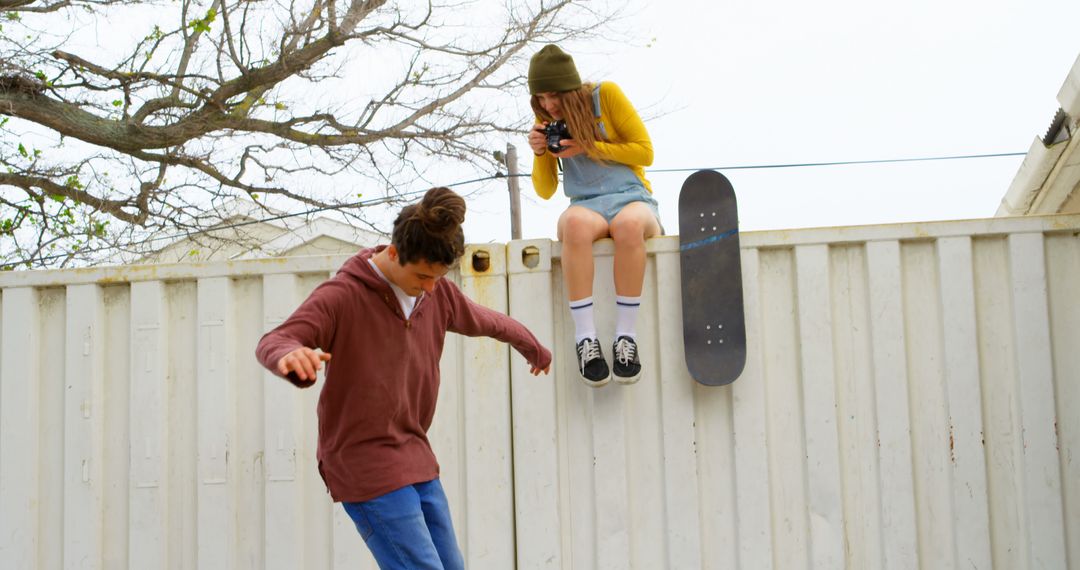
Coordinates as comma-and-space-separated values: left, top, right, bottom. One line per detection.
1, 214, 1077, 569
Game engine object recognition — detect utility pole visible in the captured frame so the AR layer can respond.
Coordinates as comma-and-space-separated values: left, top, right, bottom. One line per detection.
505, 143, 522, 240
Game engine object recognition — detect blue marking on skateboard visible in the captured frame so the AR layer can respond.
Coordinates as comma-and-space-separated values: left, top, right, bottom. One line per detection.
679, 228, 738, 252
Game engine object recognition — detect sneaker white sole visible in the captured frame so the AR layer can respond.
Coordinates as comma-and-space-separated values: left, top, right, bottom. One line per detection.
578, 373, 611, 388
613, 370, 641, 385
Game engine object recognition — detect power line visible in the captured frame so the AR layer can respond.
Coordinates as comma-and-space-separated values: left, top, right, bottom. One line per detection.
2, 150, 1027, 268
644, 151, 1028, 173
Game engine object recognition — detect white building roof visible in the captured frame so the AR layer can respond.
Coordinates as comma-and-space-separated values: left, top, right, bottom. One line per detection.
138, 198, 383, 263
998, 52, 1080, 216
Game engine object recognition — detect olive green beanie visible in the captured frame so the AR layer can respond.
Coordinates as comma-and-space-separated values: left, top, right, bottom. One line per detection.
528, 45, 582, 94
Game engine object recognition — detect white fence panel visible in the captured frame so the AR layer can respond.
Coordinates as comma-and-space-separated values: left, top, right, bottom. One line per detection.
504, 214, 1079, 570
1046, 232, 1080, 568
0, 214, 1077, 569
865, 239, 918, 569
1, 288, 41, 570
506, 239, 563, 570
936, 236, 993, 570
129, 280, 169, 569
452, 245, 516, 569
1008, 234, 1067, 569
64, 284, 106, 570
260, 273, 305, 570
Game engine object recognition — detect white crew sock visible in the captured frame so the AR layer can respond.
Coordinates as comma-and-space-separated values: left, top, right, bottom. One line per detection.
569, 297, 597, 344
614, 295, 641, 340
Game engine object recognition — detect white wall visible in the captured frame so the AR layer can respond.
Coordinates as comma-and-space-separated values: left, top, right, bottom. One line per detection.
1, 214, 1078, 569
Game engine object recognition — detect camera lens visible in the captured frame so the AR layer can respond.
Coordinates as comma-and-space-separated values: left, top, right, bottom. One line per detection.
545, 121, 570, 153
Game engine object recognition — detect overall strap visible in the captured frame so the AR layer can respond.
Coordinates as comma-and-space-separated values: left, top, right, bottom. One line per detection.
592, 82, 609, 141
591, 82, 603, 118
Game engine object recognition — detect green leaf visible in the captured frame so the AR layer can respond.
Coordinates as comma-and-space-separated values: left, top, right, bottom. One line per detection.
112, 100, 123, 107
189, 8, 218, 34
274, 102, 287, 110
17, 143, 27, 157
34, 70, 46, 81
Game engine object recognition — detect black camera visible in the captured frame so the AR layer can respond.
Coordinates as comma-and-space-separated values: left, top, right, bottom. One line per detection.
544, 120, 572, 153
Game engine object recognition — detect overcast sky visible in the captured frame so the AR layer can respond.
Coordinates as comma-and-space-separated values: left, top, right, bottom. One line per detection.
456, 0, 1080, 244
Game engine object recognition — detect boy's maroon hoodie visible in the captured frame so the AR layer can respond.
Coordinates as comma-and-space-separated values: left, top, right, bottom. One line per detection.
256, 246, 551, 502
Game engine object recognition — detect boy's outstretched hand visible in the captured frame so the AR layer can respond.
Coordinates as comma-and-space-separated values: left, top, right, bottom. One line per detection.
528, 345, 552, 376
277, 347, 332, 382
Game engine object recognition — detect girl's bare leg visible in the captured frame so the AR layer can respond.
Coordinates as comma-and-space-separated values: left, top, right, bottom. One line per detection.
609, 202, 661, 297
557, 206, 610, 301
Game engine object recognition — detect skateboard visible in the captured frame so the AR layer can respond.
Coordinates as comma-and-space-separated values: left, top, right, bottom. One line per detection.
678, 170, 746, 386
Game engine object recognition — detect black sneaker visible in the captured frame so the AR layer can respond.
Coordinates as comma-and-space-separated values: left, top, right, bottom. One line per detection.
575, 337, 610, 387
612, 336, 642, 384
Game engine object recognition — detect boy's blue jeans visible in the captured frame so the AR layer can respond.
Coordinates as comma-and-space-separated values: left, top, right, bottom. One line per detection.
342, 478, 464, 570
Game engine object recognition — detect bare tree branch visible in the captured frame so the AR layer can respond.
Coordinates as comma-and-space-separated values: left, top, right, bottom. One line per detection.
0, 171, 146, 223
0, 0, 624, 268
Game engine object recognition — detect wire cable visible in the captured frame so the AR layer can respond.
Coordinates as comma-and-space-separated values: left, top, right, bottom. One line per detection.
644, 151, 1028, 173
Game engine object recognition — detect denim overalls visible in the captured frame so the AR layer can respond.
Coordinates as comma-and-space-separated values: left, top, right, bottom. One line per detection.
561, 83, 661, 226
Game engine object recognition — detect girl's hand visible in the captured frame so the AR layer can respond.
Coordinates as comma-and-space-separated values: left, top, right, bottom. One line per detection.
551, 138, 583, 158
528, 123, 548, 156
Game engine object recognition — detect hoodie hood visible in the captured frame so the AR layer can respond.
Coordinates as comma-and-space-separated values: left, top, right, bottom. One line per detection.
337, 246, 392, 293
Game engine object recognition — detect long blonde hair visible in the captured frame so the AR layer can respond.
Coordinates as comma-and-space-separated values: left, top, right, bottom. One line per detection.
531, 83, 601, 159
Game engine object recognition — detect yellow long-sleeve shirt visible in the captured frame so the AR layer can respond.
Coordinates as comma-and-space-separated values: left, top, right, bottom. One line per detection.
531, 81, 654, 200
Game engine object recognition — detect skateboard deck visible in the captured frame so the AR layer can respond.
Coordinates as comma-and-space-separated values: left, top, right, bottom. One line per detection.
678, 170, 747, 386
